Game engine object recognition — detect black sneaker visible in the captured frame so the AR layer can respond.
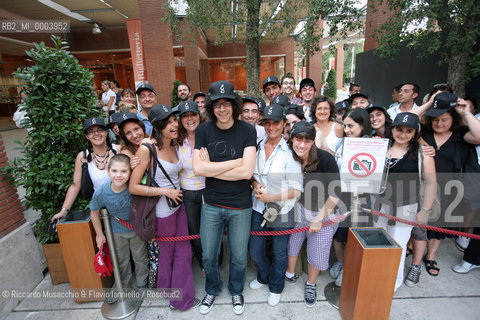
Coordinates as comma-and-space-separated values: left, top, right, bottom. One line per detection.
232, 294, 245, 315
405, 264, 421, 287
285, 274, 299, 284
199, 294, 215, 315
304, 282, 317, 308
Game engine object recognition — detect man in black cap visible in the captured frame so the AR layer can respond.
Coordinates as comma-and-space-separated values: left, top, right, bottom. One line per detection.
193, 92, 207, 117
193, 80, 256, 316
335, 101, 349, 123
348, 92, 371, 109
241, 96, 265, 143
135, 82, 157, 135
299, 78, 316, 122
263, 76, 282, 103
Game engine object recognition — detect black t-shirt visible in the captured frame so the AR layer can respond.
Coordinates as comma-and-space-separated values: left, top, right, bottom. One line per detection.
300, 149, 340, 212
387, 154, 419, 206
195, 119, 257, 209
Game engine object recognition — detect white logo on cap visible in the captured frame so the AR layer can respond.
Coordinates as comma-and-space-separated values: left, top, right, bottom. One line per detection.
433, 101, 438, 109
220, 84, 225, 94
185, 103, 189, 110
92, 118, 96, 124
163, 105, 168, 112
267, 107, 273, 115
123, 114, 128, 120
276, 97, 280, 103
402, 115, 409, 123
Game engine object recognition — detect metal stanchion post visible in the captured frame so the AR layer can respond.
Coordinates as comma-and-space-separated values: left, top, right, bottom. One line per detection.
325, 192, 362, 309
100, 209, 142, 319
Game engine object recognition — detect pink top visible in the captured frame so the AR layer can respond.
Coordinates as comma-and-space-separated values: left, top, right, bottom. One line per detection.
177, 138, 205, 191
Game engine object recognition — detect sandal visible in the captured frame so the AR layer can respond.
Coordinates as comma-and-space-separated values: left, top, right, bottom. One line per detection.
424, 258, 440, 276
406, 247, 413, 257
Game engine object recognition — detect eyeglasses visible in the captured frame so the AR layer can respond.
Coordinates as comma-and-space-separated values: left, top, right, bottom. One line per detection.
213, 101, 233, 109
301, 87, 315, 93
292, 138, 314, 146
87, 128, 106, 136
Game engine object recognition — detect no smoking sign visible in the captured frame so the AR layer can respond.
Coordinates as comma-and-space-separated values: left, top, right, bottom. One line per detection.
348, 152, 377, 178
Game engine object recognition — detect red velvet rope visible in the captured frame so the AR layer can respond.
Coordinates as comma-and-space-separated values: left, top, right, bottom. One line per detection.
113, 209, 480, 241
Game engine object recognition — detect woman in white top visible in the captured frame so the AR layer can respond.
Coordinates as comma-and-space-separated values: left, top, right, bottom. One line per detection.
249, 104, 303, 307
51, 118, 115, 222
130, 105, 196, 311
100, 80, 116, 117
311, 96, 343, 154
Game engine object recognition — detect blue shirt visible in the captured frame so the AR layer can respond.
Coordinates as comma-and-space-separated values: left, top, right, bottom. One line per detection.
90, 182, 132, 233
137, 111, 152, 135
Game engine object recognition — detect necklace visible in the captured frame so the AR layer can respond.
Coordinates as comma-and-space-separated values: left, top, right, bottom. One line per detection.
92, 149, 110, 170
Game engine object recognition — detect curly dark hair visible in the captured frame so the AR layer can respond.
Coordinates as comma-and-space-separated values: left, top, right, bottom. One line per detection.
423, 108, 463, 133
151, 115, 177, 150
389, 126, 421, 161
118, 119, 146, 155
369, 108, 392, 139
311, 95, 336, 123
204, 93, 243, 123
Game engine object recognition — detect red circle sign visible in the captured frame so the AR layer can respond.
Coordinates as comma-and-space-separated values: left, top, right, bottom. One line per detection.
348, 153, 377, 178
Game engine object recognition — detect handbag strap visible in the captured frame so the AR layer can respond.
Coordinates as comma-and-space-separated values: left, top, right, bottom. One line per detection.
153, 154, 177, 189
143, 143, 159, 187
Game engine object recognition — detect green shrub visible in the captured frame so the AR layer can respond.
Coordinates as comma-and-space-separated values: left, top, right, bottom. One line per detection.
171, 79, 183, 107
6, 36, 101, 243
323, 69, 337, 101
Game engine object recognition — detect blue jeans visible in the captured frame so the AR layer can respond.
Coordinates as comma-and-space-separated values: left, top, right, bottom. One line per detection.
200, 203, 252, 296
249, 210, 292, 294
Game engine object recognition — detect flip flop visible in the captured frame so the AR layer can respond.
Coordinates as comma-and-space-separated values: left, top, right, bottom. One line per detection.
424, 258, 440, 276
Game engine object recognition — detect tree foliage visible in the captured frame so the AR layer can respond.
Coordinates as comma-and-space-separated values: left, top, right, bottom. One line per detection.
171, 79, 183, 107
6, 36, 100, 243
370, 0, 480, 96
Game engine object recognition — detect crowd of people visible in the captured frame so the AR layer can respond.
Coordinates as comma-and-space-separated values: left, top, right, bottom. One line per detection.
46, 76, 480, 314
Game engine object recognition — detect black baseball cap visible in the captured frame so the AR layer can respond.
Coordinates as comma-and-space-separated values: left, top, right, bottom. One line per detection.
108, 112, 124, 127
193, 92, 206, 100
83, 118, 106, 133
135, 82, 156, 95
118, 112, 139, 129
366, 104, 386, 113
176, 101, 200, 116
243, 96, 258, 105
425, 92, 457, 117
392, 112, 420, 129
299, 78, 315, 91
290, 121, 316, 138
336, 101, 350, 112
208, 81, 236, 101
261, 104, 286, 122
148, 104, 174, 125
348, 92, 370, 103
285, 104, 305, 118
256, 98, 267, 113
262, 76, 280, 91
272, 94, 291, 107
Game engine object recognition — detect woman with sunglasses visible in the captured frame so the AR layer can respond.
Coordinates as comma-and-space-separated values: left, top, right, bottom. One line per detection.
285, 121, 340, 308
51, 118, 116, 222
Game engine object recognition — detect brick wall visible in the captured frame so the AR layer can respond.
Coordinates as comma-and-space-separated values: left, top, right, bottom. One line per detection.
0, 134, 25, 238
364, 0, 396, 52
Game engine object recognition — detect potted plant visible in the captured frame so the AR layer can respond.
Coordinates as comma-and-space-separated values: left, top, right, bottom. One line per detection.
6, 36, 100, 284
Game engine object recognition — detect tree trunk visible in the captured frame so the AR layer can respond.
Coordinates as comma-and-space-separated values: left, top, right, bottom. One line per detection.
246, 0, 261, 97
447, 51, 468, 97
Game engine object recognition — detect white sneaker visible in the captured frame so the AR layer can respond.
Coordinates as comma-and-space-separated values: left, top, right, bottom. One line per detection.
452, 260, 480, 274
199, 294, 215, 315
335, 269, 343, 287
232, 294, 245, 315
329, 262, 343, 279
249, 278, 265, 290
267, 292, 281, 306
456, 236, 470, 252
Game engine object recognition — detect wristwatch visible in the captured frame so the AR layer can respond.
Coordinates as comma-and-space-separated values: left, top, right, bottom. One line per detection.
61, 207, 70, 213
421, 207, 432, 213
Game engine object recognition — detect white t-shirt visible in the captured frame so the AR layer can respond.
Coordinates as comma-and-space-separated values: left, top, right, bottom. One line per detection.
101, 89, 117, 112
387, 103, 419, 120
